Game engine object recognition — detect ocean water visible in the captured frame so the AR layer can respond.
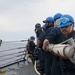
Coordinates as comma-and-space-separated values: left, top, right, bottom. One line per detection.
0, 41, 27, 68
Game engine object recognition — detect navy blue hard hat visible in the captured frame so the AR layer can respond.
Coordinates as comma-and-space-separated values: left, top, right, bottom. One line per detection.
43, 17, 53, 23
53, 13, 62, 21
35, 23, 41, 28
57, 14, 74, 28
42, 24, 46, 30
30, 36, 35, 40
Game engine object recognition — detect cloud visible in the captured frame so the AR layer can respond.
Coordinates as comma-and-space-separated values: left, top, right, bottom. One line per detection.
0, 0, 75, 40
0, 0, 44, 32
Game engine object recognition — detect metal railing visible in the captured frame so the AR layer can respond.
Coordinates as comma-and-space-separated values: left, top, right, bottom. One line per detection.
0, 39, 28, 68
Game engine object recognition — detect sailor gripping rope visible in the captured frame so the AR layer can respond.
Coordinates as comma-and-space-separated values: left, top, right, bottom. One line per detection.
46, 38, 75, 64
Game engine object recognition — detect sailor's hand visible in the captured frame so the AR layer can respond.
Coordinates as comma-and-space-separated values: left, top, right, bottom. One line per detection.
42, 45, 46, 50
43, 45, 49, 51
43, 39, 49, 51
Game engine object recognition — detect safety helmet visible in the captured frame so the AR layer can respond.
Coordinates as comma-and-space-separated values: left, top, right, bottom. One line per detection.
53, 13, 62, 21
30, 36, 35, 40
56, 14, 74, 28
35, 23, 41, 28
42, 24, 46, 30
43, 17, 53, 23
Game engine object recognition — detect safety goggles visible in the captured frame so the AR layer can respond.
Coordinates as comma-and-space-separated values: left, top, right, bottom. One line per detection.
56, 17, 72, 26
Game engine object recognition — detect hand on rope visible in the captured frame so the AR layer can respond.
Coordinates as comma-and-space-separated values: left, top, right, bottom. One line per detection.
45, 44, 58, 56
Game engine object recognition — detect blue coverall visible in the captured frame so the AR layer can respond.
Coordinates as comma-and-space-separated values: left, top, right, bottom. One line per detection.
59, 30, 75, 75
39, 26, 54, 75
45, 27, 66, 75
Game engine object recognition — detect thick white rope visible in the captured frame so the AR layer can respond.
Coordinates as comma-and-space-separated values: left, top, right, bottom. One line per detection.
34, 60, 40, 75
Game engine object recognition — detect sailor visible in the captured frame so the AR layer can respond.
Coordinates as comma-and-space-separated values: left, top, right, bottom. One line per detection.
51, 13, 63, 75
43, 17, 54, 75
27, 36, 35, 56
34, 23, 42, 45
42, 13, 66, 75
43, 14, 75, 75
56, 14, 75, 75
41, 24, 46, 32
44, 13, 63, 75
37, 24, 47, 75
37, 13, 62, 75
53, 13, 63, 27
34, 23, 42, 59
37, 16, 54, 75
34, 23, 41, 33
27, 36, 36, 64
34, 23, 43, 72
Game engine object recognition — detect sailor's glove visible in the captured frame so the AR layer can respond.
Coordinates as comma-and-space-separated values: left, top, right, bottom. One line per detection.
45, 44, 54, 52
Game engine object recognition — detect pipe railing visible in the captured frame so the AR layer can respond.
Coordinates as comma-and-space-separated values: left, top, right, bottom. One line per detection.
2, 40, 28, 43
0, 46, 26, 53
0, 39, 28, 68
0, 57, 25, 69
0, 51, 25, 58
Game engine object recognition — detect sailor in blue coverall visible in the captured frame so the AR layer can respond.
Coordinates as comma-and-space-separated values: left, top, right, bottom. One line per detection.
43, 14, 75, 75
43, 27, 66, 75
37, 24, 47, 74
42, 13, 63, 75
38, 17, 54, 75
34, 23, 42, 60
57, 14, 75, 75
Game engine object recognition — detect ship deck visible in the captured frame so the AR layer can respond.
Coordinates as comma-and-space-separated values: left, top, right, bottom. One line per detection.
0, 59, 38, 75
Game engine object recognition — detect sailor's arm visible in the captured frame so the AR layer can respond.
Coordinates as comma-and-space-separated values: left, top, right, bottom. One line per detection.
43, 39, 49, 50
43, 39, 58, 56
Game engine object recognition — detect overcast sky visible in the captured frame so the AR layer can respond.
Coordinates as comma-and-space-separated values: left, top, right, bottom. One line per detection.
0, 0, 75, 41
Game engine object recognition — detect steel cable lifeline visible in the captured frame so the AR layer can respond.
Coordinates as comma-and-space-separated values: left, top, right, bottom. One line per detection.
0, 40, 28, 68
2, 40, 28, 43
0, 48, 28, 68
0, 57, 25, 69
0, 46, 26, 53
0, 53, 25, 62
0, 51, 25, 57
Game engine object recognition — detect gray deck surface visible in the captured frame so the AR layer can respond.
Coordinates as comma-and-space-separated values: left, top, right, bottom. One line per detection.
0, 59, 38, 75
